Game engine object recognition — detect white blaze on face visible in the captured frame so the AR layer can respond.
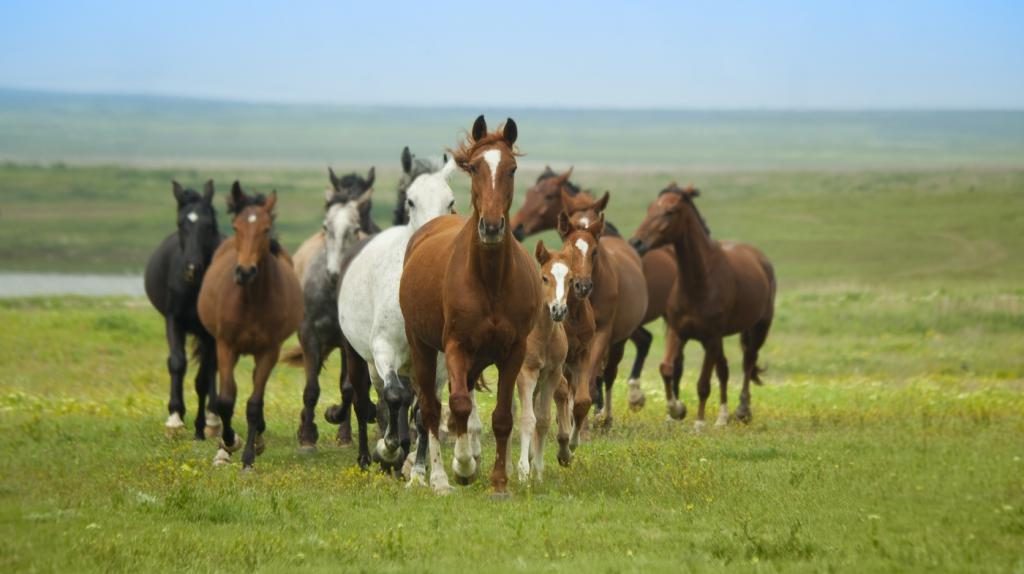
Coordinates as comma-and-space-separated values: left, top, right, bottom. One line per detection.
187, 212, 198, 223
551, 262, 569, 305
579, 217, 590, 228
483, 149, 502, 190
574, 238, 589, 257
247, 214, 257, 224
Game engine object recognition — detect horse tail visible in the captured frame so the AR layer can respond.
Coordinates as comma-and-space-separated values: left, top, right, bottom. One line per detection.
280, 345, 305, 368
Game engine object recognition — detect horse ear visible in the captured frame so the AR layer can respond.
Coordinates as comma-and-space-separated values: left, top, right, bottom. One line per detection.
594, 191, 610, 213
556, 211, 571, 238
401, 147, 413, 174
440, 156, 457, 180
324, 188, 335, 205
328, 167, 339, 190
591, 213, 606, 237
265, 190, 278, 213
202, 180, 215, 203
172, 180, 186, 205
366, 166, 376, 189
471, 115, 487, 141
229, 180, 245, 211
443, 153, 448, 164
684, 184, 701, 198
535, 240, 550, 265
503, 118, 518, 145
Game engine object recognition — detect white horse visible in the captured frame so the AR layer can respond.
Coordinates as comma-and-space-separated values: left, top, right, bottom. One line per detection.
338, 157, 468, 487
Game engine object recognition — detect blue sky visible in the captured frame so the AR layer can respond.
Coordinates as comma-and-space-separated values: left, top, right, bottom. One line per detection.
1, 0, 1021, 109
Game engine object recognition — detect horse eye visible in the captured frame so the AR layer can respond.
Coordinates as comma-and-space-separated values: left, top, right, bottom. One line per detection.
467, 165, 477, 175
407, 199, 415, 209
542, 276, 549, 283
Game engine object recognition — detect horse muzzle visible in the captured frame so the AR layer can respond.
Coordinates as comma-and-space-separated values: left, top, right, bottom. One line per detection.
234, 264, 258, 285
573, 278, 594, 299
549, 302, 568, 322
478, 216, 506, 245
629, 237, 649, 256
183, 263, 200, 284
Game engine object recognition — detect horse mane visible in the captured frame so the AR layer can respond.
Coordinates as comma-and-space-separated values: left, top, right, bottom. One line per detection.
536, 168, 582, 196
660, 183, 710, 236
450, 124, 521, 164
335, 172, 369, 192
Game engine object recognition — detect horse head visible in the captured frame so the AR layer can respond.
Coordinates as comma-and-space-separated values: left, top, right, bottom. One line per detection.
172, 180, 218, 285
534, 239, 579, 322
228, 181, 277, 286
629, 182, 704, 256
327, 166, 376, 235
510, 166, 577, 241
452, 115, 519, 246
557, 210, 604, 300
323, 187, 371, 280
404, 156, 457, 231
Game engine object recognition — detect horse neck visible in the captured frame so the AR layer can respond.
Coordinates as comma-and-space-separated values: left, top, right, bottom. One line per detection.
566, 293, 593, 331
238, 251, 280, 299
671, 214, 716, 299
465, 211, 513, 293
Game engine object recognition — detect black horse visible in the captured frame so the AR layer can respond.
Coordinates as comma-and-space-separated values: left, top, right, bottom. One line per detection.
144, 180, 222, 439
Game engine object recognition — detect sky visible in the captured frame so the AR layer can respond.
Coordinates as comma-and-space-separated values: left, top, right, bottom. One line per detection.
1, 0, 1022, 109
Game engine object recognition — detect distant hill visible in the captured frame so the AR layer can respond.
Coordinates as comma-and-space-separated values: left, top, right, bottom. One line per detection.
1, 88, 1022, 170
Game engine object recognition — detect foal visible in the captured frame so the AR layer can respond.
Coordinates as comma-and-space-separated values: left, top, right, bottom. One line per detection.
400, 116, 540, 495
515, 240, 572, 482
198, 183, 303, 467
630, 183, 776, 428
144, 181, 222, 439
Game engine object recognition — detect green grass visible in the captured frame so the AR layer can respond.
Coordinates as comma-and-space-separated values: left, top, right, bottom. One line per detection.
1, 160, 1023, 571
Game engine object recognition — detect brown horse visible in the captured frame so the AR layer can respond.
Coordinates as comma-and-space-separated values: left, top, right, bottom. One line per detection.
198, 182, 304, 468
509, 168, 679, 413
400, 115, 540, 496
557, 192, 648, 430
630, 183, 775, 429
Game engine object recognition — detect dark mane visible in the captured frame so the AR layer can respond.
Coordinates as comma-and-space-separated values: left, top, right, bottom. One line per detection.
536, 168, 582, 196
450, 124, 521, 164
335, 173, 369, 191
659, 184, 710, 236
227, 191, 267, 215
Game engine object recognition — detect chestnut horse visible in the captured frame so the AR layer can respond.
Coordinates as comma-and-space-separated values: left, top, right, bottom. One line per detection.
198, 182, 303, 468
400, 116, 540, 496
557, 193, 648, 430
509, 168, 679, 413
630, 183, 775, 429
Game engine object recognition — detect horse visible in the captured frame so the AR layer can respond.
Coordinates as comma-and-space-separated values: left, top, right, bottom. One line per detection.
144, 180, 223, 439
393, 146, 443, 225
509, 167, 679, 415
515, 239, 574, 482
400, 115, 540, 496
557, 192, 648, 431
198, 182, 304, 468
280, 186, 372, 456
338, 156, 457, 475
629, 183, 776, 429
293, 166, 378, 284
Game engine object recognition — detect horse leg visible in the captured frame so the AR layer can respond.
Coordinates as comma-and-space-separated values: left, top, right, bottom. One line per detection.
554, 373, 574, 466
239, 347, 276, 469
626, 326, 652, 411
491, 342, 526, 497
660, 330, 687, 420
212, 342, 240, 465
515, 364, 540, 482
193, 332, 219, 440
370, 341, 406, 470
444, 341, 478, 484
737, 318, 772, 423
344, 341, 373, 470
714, 352, 730, 427
163, 317, 187, 433
532, 367, 558, 481
296, 333, 322, 452
406, 401, 430, 487
573, 330, 609, 448
468, 388, 483, 468
408, 338, 449, 494
693, 339, 722, 432
396, 376, 415, 477
598, 340, 626, 430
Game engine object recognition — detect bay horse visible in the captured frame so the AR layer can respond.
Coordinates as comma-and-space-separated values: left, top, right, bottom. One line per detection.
198, 182, 303, 468
144, 180, 223, 439
400, 115, 540, 496
630, 183, 776, 429
509, 167, 679, 414
557, 193, 648, 431
338, 157, 457, 476
514, 240, 572, 482
293, 166, 377, 285
280, 187, 372, 456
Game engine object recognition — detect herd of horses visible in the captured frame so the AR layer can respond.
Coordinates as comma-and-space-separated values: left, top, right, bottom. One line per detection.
144, 115, 777, 495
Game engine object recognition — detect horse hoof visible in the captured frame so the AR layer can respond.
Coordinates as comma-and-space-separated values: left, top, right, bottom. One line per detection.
431, 480, 452, 495
668, 400, 687, 421
254, 435, 266, 456
490, 491, 512, 501
219, 436, 243, 453
203, 424, 221, 440
297, 444, 317, 455
453, 469, 478, 486
627, 379, 646, 411
241, 464, 255, 474
336, 425, 353, 447
212, 448, 232, 466
557, 451, 573, 467
324, 405, 347, 425
735, 406, 752, 424
406, 470, 428, 488
694, 420, 707, 433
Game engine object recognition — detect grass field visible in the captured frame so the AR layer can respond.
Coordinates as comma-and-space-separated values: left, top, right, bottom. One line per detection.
1, 154, 1023, 571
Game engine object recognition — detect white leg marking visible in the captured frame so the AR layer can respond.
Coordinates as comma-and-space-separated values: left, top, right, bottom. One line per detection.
165, 412, 185, 429
428, 431, 451, 494
483, 149, 502, 190
212, 448, 232, 466
517, 371, 538, 482
715, 403, 729, 427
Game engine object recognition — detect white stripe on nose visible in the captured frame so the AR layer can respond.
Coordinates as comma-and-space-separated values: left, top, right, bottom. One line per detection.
483, 149, 501, 190
574, 238, 589, 256
551, 262, 569, 304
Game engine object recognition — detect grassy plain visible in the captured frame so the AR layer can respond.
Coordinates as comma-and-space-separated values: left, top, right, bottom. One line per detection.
1, 158, 1023, 571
